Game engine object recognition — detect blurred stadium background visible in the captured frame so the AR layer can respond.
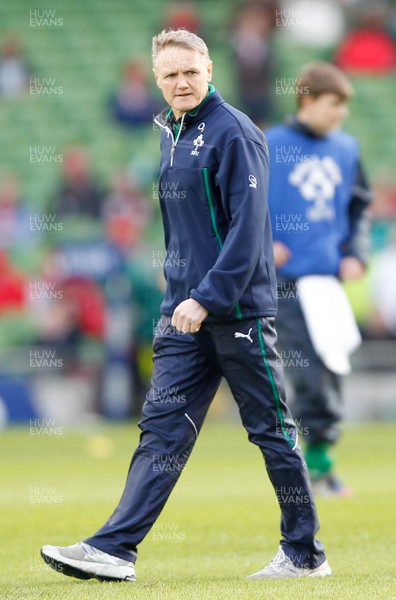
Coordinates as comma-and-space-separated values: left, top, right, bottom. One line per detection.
0, 0, 395, 429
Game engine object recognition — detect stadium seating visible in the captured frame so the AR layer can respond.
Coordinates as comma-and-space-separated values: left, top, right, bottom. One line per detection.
2, 1, 392, 207
0, 2, 395, 420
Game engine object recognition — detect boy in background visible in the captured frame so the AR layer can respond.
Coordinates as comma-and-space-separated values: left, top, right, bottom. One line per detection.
266, 62, 372, 496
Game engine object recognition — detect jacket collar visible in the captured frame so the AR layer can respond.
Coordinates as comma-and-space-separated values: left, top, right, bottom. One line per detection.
286, 115, 327, 139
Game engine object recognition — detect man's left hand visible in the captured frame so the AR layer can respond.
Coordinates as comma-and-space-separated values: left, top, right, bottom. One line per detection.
339, 256, 365, 281
172, 299, 208, 334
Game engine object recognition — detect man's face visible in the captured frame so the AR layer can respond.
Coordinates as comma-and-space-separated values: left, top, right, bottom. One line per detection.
154, 46, 212, 119
299, 93, 349, 134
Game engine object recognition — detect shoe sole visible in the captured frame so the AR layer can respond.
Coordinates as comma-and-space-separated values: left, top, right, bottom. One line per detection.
307, 560, 332, 577
40, 548, 136, 582
247, 559, 332, 579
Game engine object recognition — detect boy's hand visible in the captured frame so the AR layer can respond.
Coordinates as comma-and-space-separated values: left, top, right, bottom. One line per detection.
172, 299, 208, 334
273, 241, 291, 268
339, 256, 365, 281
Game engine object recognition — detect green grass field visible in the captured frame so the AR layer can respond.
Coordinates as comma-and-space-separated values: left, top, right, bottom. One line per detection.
0, 420, 395, 600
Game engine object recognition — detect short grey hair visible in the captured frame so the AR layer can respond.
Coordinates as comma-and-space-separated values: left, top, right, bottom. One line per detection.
152, 29, 211, 69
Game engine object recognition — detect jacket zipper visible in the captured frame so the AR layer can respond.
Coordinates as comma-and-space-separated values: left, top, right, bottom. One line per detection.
154, 113, 186, 168
170, 112, 186, 167
170, 142, 176, 166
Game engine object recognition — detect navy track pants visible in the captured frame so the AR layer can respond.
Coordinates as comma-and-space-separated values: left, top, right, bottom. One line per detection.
85, 316, 326, 569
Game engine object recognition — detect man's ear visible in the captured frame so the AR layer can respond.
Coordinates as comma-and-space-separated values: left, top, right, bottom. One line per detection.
299, 94, 315, 110
207, 60, 213, 82
153, 68, 161, 89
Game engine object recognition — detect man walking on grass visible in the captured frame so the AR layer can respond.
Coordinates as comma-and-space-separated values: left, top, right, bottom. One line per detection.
41, 29, 331, 582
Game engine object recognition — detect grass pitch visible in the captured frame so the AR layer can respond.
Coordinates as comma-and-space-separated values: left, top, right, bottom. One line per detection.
0, 420, 395, 600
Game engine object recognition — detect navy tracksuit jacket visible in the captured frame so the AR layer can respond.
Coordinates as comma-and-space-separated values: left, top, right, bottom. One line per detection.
156, 87, 277, 321
85, 89, 326, 569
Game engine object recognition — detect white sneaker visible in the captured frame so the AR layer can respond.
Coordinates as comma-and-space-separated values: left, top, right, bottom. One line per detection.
311, 473, 352, 498
41, 542, 136, 582
247, 547, 331, 579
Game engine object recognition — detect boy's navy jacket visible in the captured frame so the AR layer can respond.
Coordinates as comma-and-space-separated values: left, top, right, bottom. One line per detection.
154, 88, 277, 321
265, 118, 372, 279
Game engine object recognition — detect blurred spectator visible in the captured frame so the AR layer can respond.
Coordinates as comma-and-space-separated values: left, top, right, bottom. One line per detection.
0, 172, 37, 250
60, 277, 105, 341
0, 251, 26, 313
361, 176, 396, 339
334, 2, 396, 74
373, 178, 396, 215
163, 0, 202, 35
127, 261, 164, 415
32, 252, 106, 368
277, 0, 345, 49
369, 243, 396, 338
110, 58, 161, 128
102, 169, 152, 255
230, 0, 279, 127
52, 145, 105, 219
0, 37, 30, 98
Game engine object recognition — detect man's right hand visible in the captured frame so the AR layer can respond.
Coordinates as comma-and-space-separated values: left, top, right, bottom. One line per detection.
273, 241, 291, 268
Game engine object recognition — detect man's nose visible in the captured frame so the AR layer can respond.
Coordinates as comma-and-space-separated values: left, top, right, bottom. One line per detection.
176, 76, 189, 89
